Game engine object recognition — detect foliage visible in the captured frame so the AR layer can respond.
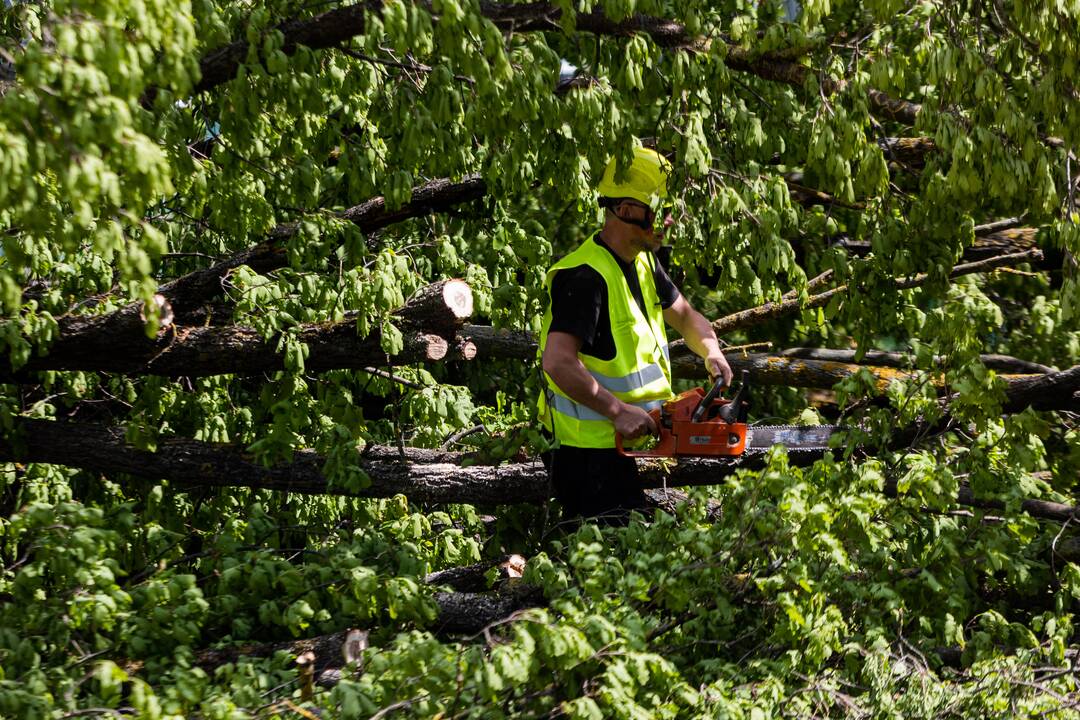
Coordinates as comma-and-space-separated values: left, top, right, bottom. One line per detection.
2, 0, 1080, 717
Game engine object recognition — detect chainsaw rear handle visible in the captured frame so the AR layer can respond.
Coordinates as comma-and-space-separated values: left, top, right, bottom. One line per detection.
614, 408, 666, 457
716, 370, 751, 424
691, 374, 728, 423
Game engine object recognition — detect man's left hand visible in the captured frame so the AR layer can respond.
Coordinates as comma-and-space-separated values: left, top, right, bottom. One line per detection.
706, 351, 733, 387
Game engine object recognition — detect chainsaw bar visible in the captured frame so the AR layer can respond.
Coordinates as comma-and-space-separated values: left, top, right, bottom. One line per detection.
745, 424, 840, 451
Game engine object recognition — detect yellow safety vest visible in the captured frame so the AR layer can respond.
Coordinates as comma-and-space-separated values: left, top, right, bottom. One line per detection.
538, 235, 673, 448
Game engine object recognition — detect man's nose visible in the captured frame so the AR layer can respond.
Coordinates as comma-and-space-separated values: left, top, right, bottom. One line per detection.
655, 213, 674, 235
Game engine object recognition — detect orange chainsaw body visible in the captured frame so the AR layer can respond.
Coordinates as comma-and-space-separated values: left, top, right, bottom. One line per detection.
616, 387, 748, 458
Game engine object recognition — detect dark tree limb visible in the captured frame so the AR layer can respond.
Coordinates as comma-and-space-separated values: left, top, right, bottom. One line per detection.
886, 364, 1080, 452
672, 350, 1048, 392
670, 350, 946, 389
0, 418, 552, 505
5, 281, 471, 380
162, 174, 486, 319
878, 136, 937, 168
708, 248, 1044, 336
458, 324, 536, 361
1001, 364, 1080, 413
22, 247, 1041, 383
821, 226, 1047, 266
772, 348, 1053, 375
424, 554, 526, 592
458, 323, 1049, 393
395, 279, 474, 335
180, 0, 923, 132
5, 322, 449, 379
882, 479, 1079, 524
4, 418, 1078, 525
963, 226, 1041, 262
188, 584, 542, 676
187, 1, 703, 100
191, 3, 377, 95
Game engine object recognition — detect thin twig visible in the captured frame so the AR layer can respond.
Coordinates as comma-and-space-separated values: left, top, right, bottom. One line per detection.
362, 366, 425, 389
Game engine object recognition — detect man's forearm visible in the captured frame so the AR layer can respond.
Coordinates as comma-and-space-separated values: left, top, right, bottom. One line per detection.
681, 309, 722, 359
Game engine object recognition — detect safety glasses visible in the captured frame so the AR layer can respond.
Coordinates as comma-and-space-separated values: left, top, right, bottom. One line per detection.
619, 199, 675, 231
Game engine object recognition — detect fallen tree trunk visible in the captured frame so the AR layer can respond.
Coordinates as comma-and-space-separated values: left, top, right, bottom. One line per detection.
163, 175, 486, 321
180, 0, 927, 136
672, 350, 949, 389
671, 350, 1049, 391
157, 168, 853, 325
888, 364, 1080, 451
59, 176, 484, 329
773, 348, 1053, 375
460, 325, 1047, 393
3, 417, 1077, 524
879, 136, 936, 168
396, 279, 474, 334
188, 585, 542, 676
671, 351, 1037, 389
460, 323, 536, 361
4, 281, 471, 380
709, 248, 1044, 336
0, 418, 552, 505
823, 226, 1050, 266
882, 479, 1078, 524
1001, 364, 1080, 413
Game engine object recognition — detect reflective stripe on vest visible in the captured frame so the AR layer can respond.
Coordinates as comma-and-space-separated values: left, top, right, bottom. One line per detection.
537, 234, 673, 448
549, 394, 664, 422
589, 362, 666, 394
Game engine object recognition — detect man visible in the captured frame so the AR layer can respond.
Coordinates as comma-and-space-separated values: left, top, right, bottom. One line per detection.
538, 147, 733, 517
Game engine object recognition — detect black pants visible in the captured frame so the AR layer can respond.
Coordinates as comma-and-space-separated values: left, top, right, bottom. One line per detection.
542, 446, 647, 518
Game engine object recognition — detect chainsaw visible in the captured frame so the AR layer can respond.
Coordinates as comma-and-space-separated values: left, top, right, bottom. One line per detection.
615, 371, 837, 458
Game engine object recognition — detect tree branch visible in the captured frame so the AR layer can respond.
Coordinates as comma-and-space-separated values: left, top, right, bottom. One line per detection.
161, 175, 486, 319
179, 0, 921, 131
708, 248, 1044, 336
3, 417, 1077, 524
4, 281, 472, 380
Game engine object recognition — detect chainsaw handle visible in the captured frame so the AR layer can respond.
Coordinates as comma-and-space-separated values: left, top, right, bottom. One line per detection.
616, 432, 665, 458
717, 370, 751, 424
615, 409, 662, 457
691, 375, 727, 423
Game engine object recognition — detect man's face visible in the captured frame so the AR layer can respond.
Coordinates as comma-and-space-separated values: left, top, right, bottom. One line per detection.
616, 200, 674, 252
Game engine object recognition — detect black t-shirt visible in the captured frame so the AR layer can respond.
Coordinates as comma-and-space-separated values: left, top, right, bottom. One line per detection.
548, 236, 680, 361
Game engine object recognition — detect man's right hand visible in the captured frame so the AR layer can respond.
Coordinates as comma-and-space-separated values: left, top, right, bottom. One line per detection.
613, 403, 658, 440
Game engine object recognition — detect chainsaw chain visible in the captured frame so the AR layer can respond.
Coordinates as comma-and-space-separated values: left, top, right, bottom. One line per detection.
744, 424, 839, 452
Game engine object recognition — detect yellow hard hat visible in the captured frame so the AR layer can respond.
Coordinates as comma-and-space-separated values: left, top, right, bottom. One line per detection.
597, 147, 671, 208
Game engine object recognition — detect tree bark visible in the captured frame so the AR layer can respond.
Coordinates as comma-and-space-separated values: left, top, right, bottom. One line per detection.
459, 324, 537, 361
188, 584, 542, 676
818, 227, 1048, 266
882, 479, 1078, 524
771, 348, 1052, 375
191, 3, 376, 95
161, 175, 486, 319
180, 0, 923, 133
670, 350, 946, 389
5, 281, 471, 380
878, 136, 936, 168
1001, 364, 1080, 413
708, 248, 1044, 336
424, 555, 526, 592
0, 418, 552, 505
458, 323, 1049, 392
4, 417, 1078, 524
5, 314, 450, 379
